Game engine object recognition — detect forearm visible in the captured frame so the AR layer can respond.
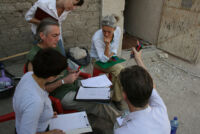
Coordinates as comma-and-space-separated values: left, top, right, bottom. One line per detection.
28, 18, 40, 25
104, 43, 110, 57
45, 79, 63, 92
135, 57, 146, 70
135, 56, 156, 88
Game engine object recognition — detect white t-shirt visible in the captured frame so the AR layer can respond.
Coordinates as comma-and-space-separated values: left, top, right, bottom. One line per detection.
90, 26, 121, 63
13, 72, 53, 134
114, 89, 171, 134
25, 0, 69, 35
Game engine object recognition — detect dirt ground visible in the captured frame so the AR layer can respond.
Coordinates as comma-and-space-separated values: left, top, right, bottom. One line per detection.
0, 46, 200, 134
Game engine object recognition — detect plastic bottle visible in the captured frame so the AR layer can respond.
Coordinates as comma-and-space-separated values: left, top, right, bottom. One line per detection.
170, 117, 179, 134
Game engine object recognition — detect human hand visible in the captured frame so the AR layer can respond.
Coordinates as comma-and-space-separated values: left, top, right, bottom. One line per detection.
47, 129, 65, 134
53, 112, 57, 118
104, 37, 112, 44
131, 47, 142, 61
62, 71, 80, 84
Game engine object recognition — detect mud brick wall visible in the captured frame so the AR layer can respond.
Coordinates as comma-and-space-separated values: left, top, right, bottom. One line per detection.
0, 0, 101, 59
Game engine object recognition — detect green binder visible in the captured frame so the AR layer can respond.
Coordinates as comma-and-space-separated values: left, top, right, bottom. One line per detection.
95, 56, 125, 69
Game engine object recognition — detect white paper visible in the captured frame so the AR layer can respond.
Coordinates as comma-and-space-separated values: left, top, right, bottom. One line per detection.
49, 111, 92, 133
81, 74, 112, 87
116, 116, 124, 126
76, 86, 110, 100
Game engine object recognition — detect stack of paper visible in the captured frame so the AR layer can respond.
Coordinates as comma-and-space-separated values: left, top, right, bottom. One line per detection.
75, 75, 112, 102
49, 111, 92, 134
81, 74, 112, 87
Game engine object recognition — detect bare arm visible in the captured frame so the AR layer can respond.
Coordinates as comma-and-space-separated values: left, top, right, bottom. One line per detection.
46, 71, 80, 92
132, 47, 156, 88
28, 62, 33, 71
28, 17, 41, 25
104, 37, 113, 58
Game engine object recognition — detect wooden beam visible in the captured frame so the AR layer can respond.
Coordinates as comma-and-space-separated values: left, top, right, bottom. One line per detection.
0, 51, 29, 62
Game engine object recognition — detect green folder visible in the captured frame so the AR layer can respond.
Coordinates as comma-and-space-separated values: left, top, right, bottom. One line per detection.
95, 56, 126, 69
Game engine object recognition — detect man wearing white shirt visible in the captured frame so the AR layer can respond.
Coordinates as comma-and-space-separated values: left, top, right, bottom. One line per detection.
25, 0, 84, 56
90, 15, 126, 110
114, 48, 171, 134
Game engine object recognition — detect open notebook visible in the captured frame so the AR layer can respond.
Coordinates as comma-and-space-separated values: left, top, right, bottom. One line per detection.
75, 75, 112, 102
81, 74, 112, 88
49, 111, 92, 134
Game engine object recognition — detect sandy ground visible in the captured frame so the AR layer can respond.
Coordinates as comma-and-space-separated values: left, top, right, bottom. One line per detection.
0, 46, 200, 134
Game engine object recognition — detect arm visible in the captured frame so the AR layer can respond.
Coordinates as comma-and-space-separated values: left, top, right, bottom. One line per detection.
28, 62, 33, 72
132, 47, 156, 88
18, 100, 43, 134
25, 1, 40, 25
149, 89, 167, 112
46, 71, 80, 92
93, 40, 109, 63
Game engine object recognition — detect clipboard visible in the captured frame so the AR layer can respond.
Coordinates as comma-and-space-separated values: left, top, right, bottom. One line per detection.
34, 7, 58, 21
49, 111, 92, 134
95, 56, 125, 69
74, 86, 111, 103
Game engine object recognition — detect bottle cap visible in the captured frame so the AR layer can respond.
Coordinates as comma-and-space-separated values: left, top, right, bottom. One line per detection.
174, 117, 178, 120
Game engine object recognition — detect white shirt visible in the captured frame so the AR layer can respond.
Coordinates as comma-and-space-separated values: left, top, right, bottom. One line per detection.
114, 89, 171, 134
25, 0, 69, 35
13, 72, 54, 134
90, 26, 121, 63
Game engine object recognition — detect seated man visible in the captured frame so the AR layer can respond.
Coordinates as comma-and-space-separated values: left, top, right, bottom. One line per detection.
90, 15, 125, 109
26, 18, 120, 124
114, 48, 171, 134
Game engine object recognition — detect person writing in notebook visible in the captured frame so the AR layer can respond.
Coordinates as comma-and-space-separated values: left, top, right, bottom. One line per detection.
114, 48, 170, 134
90, 15, 126, 110
25, 0, 84, 56
13, 49, 66, 134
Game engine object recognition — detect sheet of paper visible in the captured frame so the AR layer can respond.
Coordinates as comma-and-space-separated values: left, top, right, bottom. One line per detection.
76, 86, 110, 100
81, 74, 112, 87
49, 111, 92, 133
116, 116, 124, 126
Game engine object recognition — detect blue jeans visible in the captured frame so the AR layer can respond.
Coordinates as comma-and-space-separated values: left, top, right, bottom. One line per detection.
58, 39, 66, 57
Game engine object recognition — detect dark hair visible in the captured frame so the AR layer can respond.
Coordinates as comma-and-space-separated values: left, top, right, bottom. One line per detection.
32, 48, 68, 79
75, 0, 84, 6
36, 18, 59, 41
119, 65, 153, 108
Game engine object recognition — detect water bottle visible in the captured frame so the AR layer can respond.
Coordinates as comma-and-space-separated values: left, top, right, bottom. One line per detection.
170, 117, 179, 134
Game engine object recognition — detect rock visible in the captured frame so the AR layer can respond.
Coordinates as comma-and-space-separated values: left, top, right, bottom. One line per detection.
69, 47, 87, 60
157, 52, 168, 59
151, 57, 157, 62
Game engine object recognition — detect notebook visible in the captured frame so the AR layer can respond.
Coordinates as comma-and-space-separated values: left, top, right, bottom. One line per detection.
34, 7, 58, 21
49, 111, 92, 134
95, 56, 125, 69
75, 86, 110, 102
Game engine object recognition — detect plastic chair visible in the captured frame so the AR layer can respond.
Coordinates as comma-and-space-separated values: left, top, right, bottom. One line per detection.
93, 67, 112, 80
0, 112, 15, 123
0, 95, 78, 123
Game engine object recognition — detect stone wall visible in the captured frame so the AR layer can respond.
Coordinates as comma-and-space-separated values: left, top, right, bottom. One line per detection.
157, 0, 200, 64
0, 0, 101, 59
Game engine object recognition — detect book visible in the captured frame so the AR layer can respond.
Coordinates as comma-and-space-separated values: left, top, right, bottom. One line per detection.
95, 56, 125, 69
34, 7, 58, 21
49, 111, 92, 134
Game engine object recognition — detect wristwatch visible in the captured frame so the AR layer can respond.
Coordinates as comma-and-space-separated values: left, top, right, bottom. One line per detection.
61, 79, 65, 85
